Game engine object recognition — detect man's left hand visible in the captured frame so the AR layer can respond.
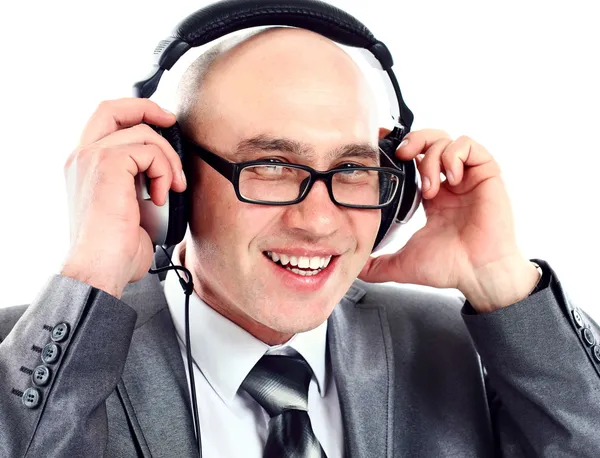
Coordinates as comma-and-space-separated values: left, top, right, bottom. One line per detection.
358, 129, 540, 313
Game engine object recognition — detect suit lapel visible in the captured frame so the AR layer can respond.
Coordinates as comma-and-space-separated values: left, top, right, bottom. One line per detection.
117, 268, 198, 457
328, 281, 396, 458
114, 257, 395, 458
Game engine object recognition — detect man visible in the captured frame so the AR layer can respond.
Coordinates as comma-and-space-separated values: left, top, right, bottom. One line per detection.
1, 25, 599, 458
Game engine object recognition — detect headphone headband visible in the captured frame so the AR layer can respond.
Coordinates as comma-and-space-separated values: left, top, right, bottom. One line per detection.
133, 0, 413, 132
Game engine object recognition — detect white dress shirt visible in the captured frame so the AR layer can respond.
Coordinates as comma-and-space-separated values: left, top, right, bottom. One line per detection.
162, 242, 344, 458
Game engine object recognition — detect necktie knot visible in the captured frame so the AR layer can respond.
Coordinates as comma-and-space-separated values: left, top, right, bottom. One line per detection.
242, 354, 313, 417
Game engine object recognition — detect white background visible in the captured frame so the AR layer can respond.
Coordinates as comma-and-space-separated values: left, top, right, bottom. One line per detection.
0, 0, 598, 319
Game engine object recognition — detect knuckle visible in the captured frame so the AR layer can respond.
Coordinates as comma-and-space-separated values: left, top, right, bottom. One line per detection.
95, 99, 114, 114
135, 123, 155, 136
160, 154, 174, 173
64, 146, 83, 169
422, 154, 439, 168
87, 146, 117, 168
441, 145, 456, 158
69, 145, 93, 163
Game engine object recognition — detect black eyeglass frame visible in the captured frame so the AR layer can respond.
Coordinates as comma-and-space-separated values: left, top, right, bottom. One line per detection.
183, 137, 406, 209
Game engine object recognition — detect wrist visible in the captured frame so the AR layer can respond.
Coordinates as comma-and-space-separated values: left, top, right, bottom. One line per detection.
461, 256, 541, 313
60, 256, 126, 299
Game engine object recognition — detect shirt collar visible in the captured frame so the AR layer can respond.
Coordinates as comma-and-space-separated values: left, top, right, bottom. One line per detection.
163, 240, 329, 406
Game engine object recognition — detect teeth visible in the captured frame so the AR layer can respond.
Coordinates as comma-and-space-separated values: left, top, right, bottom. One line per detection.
287, 267, 320, 276
309, 257, 321, 269
266, 251, 333, 270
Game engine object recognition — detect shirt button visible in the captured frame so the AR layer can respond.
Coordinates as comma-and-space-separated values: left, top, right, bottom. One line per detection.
582, 328, 596, 347
593, 345, 600, 364
22, 388, 41, 409
41, 343, 61, 364
572, 309, 584, 328
51, 322, 70, 343
32, 365, 51, 387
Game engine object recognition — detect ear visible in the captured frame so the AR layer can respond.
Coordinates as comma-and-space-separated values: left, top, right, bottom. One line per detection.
378, 127, 391, 140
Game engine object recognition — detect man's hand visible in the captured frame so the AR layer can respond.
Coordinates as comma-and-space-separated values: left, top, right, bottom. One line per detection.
60, 98, 187, 299
359, 129, 540, 313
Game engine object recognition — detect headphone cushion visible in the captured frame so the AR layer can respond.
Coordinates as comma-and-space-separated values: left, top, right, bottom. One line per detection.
156, 122, 189, 247
374, 138, 402, 249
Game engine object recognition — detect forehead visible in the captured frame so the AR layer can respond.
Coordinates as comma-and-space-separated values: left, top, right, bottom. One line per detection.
191, 30, 379, 153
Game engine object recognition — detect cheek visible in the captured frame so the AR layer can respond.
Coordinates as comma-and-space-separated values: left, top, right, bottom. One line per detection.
189, 171, 282, 259
189, 174, 233, 239
351, 209, 381, 253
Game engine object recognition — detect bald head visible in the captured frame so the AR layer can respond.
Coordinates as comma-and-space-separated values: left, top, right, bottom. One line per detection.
176, 27, 379, 147
178, 27, 384, 342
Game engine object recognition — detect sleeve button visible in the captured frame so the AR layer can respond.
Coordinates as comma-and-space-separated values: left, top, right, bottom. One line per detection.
582, 328, 596, 347
51, 322, 70, 343
41, 343, 61, 364
32, 365, 51, 387
592, 345, 600, 364
22, 387, 41, 409
572, 309, 584, 328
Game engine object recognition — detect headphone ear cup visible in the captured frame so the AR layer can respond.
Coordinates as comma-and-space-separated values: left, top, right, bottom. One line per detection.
153, 121, 189, 247
374, 138, 400, 250
373, 136, 421, 251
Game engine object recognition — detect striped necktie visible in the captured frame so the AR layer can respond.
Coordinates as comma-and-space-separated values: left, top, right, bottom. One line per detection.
241, 354, 327, 458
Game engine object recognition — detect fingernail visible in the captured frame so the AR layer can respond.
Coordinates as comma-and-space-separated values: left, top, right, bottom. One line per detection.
163, 107, 175, 116
399, 139, 409, 149
446, 170, 454, 184
422, 176, 431, 192
181, 169, 187, 186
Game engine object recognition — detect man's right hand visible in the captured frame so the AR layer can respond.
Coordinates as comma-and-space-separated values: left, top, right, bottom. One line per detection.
60, 98, 187, 299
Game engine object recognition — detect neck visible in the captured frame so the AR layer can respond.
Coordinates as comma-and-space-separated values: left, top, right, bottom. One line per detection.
180, 239, 294, 346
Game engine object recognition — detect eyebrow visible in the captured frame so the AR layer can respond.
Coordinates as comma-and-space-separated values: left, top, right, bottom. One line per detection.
235, 135, 380, 164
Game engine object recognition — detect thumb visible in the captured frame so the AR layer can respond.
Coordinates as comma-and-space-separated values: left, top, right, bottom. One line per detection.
358, 253, 405, 283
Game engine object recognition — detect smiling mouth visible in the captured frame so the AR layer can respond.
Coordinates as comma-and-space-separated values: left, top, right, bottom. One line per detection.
263, 251, 335, 277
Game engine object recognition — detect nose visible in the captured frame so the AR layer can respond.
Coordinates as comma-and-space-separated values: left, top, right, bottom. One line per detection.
281, 179, 341, 238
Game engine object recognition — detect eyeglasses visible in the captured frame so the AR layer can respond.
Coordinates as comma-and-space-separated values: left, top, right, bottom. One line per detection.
183, 137, 405, 209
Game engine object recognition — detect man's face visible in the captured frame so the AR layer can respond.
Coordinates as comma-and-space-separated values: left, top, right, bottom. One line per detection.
183, 29, 381, 341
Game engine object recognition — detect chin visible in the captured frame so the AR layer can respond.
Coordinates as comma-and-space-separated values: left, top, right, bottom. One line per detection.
257, 295, 336, 335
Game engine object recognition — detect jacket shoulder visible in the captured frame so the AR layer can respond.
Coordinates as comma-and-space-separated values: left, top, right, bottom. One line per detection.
0, 304, 29, 342
357, 279, 465, 313
354, 279, 468, 335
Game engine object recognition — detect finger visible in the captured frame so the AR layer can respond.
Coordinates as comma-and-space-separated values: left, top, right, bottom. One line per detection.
417, 138, 452, 198
96, 123, 186, 192
79, 98, 176, 146
395, 129, 451, 160
358, 253, 406, 284
108, 143, 174, 207
440, 136, 498, 188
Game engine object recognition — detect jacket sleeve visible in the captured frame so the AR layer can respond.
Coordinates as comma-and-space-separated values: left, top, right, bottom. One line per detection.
0, 274, 137, 458
462, 259, 600, 457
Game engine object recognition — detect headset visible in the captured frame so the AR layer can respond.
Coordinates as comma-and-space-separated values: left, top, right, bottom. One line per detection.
133, 0, 421, 253
132, 0, 421, 452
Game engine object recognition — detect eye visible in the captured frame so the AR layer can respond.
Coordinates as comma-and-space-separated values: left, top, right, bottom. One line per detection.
337, 163, 365, 173
263, 158, 283, 171
244, 158, 296, 179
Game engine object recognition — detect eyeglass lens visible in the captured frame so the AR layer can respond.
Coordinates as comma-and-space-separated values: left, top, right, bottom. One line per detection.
238, 164, 400, 207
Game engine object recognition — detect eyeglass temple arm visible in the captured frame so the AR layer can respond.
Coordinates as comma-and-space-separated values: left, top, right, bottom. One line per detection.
184, 138, 236, 181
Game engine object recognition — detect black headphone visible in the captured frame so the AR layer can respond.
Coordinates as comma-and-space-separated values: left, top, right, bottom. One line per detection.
133, 0, 421, 252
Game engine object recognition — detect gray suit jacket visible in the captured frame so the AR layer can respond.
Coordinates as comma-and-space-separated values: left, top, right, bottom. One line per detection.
1, 256, 599, 457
